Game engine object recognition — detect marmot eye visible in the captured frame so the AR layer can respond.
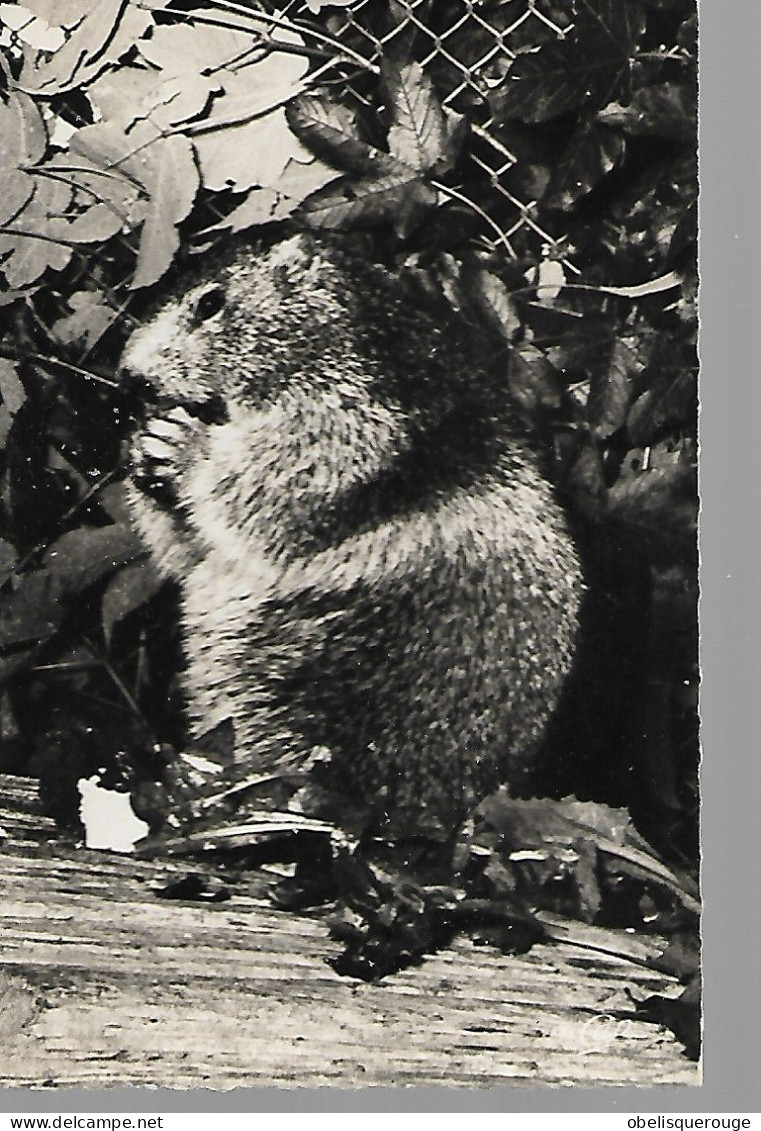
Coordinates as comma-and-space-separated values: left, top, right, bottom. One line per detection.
193, 287, 226, 324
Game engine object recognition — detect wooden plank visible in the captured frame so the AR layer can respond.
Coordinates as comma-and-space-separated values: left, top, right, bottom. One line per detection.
0, 774, 699, 1089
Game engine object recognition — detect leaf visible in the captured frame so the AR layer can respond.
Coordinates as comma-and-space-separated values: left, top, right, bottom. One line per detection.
88, 67, 213, 135
298, 168, 436, 237
0, 176, 74, 288
137, 21, 255, 78
476, 792, 698, 925
0, 360, 26, 449
131, 134, 200, 289
469, 270, 522, 343
52, 291, 117, 349
545, 121, 625, 209
45, 144, 146, 232
289, 69, 456, 238
269, 154, 336, 209
206, 150, 339, 233
575, 0, 647, 53
491, 42, 590, 123
0, 91, 46, 227
195, 110, 304, 193
286, 94, 378, 175
607, 463, 697, 547
0, 5, 65, 51
627, 370, 696, 445
58, 202, 126, 244
588, 337, 640, 437
384, 60, 450, 173
131, 23, 309, 181
492, 0, 646, 123
0, 568, 64, 652
44, 524, 145, 594
598, 83, 696, 139
546, 324, 613, 380
508, 343, 562, 415
101, 557, 164, 644
19, 0, 152, 96
18, 1, 89, 28
567, 440, 607, 519
193, 28, 309, 133
201, 189, 279, 235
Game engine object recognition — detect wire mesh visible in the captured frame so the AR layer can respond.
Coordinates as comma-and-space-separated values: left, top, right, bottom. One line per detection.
19, 0, 578, 362
279, 0, 574, 258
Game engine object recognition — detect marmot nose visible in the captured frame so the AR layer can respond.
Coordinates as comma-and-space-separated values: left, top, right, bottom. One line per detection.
187, 394, 228, 425
119, 366, 160, 423
120, 365, 159, 403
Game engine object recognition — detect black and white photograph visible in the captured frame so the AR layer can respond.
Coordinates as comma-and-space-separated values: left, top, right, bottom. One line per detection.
0, 0, 703, 1092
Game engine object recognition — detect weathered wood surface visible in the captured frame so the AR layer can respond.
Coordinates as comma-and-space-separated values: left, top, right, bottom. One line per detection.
0, 774, 699, 1089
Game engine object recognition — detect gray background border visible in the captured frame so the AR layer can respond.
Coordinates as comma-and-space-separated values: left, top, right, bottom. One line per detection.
2, 0, 760, 1113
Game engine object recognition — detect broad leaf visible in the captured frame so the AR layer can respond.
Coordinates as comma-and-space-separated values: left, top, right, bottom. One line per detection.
545, 122, 625, 209
0, 568, 64, 653
0, 91, 46, 228
195, 110, 304, 193
18, 0, 90, 28
102, 557, 164, 644
588, 337, 641, 437
88, 67, 213, 135
286, 95, 378, 175
194, 29, 309, 132
627, 370, 696, 445
205, 153, 335, 233
607, 463, 697, 548
52, 291, 118, 349
508, 343, 562, 415
598, 83, 696, 139
0, 176, 74, 288
384, 60, 451, 173
567, 439, 607, 519
469, 270, 522, 343
45, 144, 147, 233
290, 66, 457, 237
19, 0, 152, 95
493, 0, 646, 122
0, 360, 26, 449
491, 42, 590, 123
298, 167, 436, 237
44, 524, 145, 593
130, 134, 200, 289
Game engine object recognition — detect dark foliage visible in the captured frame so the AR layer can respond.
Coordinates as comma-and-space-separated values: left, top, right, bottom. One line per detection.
0, 0, 698, 1058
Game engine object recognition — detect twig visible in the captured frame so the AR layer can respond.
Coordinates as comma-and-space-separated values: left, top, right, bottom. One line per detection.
0, 347, 120, 389
6, 469, 120, 579
430, 179, 514, 256
81, 634, 157, 747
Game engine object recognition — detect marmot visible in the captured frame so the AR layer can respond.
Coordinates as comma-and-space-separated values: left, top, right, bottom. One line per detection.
123, 233, 582, 835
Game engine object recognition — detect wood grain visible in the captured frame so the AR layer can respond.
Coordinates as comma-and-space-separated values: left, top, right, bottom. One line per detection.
0, 774, 699, 1089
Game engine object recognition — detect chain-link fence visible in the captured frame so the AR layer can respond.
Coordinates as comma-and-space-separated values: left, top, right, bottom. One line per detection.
296, 0, 574, 257
8, 0, 580, 373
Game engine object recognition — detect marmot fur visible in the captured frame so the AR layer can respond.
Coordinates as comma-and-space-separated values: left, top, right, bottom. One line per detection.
123, 233, 582, 833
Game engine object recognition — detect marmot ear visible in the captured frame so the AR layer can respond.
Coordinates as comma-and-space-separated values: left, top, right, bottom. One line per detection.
267, 231, 320, 271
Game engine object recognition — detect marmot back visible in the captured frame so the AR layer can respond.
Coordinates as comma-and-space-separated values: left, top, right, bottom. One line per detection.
123, 233, 582, 833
